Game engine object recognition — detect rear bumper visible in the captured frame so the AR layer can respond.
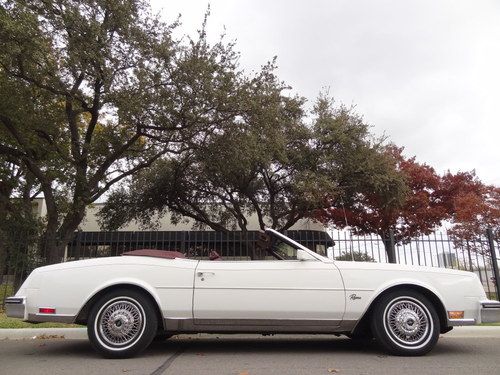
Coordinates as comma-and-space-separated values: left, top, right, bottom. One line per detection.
481, 300, 500, 323
5, 296, 75, 323
5, 297, 26, 319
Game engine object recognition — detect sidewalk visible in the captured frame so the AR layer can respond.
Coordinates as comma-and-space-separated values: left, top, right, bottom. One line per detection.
445, 326, 500, 338
1, 326, 500, 341
0, 327, 87, 340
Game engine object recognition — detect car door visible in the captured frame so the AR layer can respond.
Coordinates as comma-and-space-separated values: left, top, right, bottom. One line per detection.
192, 235, 345, 328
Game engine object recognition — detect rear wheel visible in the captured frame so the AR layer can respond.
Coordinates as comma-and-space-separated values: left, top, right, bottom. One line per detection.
87, 289, 158, 358
370, 289, 440, 356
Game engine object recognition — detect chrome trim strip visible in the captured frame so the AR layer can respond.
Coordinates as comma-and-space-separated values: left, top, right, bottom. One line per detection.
194, 318, 342, 326
194, 287, 345, 291
27, 313, 76, 324
448, 318, 476, 326
164, 318, 357, 333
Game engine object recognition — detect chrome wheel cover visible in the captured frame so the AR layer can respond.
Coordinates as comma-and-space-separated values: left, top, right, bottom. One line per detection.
96, 297, 145, 348
383, 296, 433, 349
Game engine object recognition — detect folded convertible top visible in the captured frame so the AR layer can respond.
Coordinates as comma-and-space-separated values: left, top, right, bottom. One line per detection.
122, 249, 185, 259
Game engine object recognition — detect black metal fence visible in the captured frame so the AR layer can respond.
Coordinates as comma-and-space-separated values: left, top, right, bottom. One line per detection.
65, 230, 334, 261
1, 228, 499, 309
328, 229, 500, 300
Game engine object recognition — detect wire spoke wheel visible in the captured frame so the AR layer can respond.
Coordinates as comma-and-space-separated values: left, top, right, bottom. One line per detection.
371, 290, 440, 356
98, 299, 144, 347
384, 298, 430, 347
88, 290, 158, 358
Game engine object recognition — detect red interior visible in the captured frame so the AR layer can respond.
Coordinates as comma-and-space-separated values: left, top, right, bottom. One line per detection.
122, 249, 185, 259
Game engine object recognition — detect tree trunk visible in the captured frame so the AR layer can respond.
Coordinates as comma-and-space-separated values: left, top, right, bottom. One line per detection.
41, 198, 87, 265
381, 232, 397, 263
40, 218, 80, 265
241, 229, 254, 260
40, 229, 65, 265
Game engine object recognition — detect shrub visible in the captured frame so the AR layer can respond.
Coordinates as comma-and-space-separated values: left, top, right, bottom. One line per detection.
336, 251, 375, 262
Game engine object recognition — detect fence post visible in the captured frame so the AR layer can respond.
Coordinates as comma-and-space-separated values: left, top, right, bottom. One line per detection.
486, 228, 500, 301
387, 230, 397, 264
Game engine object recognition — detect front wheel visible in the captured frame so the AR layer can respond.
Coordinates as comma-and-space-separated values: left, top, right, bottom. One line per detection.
87, 289, 158, 358
370, 290, 440, 356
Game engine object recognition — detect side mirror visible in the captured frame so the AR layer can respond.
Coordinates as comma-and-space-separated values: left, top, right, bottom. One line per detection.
297, 249, 316, 261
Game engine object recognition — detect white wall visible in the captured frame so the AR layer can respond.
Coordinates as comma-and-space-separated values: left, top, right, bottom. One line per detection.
32, 199, 325, 232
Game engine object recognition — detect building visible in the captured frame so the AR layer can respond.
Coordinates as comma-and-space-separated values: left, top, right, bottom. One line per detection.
31, 198, 332, 261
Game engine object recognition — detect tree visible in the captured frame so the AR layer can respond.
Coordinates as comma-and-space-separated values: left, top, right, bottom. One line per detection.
0, 1, 247, 263
441, 171, 500, 250
98, 69, 336, 260
315, 145, 445, 262
335, 251, 375, 262
98, 95, 403, 259
312, 96, 408, 214
0, 158, 41, 284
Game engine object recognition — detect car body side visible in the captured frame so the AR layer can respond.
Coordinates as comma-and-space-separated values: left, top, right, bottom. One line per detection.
10, 254, 488, 333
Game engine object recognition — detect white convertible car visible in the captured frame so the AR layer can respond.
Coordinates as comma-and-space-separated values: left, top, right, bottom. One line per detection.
6, 228, 500, 358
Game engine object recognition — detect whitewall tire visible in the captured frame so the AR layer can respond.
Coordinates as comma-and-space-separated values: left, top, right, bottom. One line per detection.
370, 289, 440, 356
87, 289, 158, 358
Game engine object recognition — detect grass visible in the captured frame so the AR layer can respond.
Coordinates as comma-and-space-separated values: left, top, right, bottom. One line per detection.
0, 283, 14, 307
1, 284, 82, 328
479, 322, 500, 326
0, 312, 83, 329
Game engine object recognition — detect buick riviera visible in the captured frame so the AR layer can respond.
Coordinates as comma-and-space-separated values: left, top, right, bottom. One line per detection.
6, 228, 500, 358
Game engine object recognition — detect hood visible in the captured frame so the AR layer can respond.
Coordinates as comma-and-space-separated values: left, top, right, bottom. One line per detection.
334, 259, 476, 277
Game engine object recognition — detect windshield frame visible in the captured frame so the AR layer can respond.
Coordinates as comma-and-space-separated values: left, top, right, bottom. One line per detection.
264, 228, 331, 262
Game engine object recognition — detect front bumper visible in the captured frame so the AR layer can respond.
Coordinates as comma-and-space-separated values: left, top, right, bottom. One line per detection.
5, 297, 26, 319
481, 300, 500, 323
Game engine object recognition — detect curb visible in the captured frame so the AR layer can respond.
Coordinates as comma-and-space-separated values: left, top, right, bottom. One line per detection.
0, 326, 499, 341
0, 328, 87, 340
445, 326, 500, 338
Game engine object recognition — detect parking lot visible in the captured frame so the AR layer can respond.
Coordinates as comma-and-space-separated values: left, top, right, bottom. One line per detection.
1, 328, 500, 375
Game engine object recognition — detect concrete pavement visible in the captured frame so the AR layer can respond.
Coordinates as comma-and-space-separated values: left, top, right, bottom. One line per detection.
1, 325, 499, 340
0, 328, 499, 375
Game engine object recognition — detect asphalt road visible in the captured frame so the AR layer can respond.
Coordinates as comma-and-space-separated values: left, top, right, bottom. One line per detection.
1, 330, 499, 375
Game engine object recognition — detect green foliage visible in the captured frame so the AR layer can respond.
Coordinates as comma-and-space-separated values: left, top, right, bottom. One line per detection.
313, 95, 407, 212
0, 1, 410, 265
98, 70, 325, 232
0, 1, 257, 263
98, 93, 402, 237
0, 284, 14, 304
335, 251, 375, 262
0, 159, 42, 275
0, 209, 41, 274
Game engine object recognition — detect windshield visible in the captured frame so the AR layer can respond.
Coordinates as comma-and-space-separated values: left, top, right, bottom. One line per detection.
255, 232, 299, 260
254, 230, 327, 261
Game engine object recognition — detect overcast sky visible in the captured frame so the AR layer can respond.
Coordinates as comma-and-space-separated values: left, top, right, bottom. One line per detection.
151, 0, 500, 185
